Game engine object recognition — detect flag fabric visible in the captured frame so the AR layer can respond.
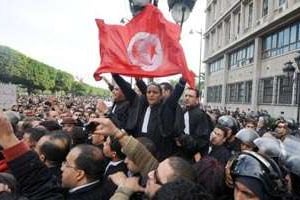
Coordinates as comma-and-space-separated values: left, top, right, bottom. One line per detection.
94, 4, 195, 87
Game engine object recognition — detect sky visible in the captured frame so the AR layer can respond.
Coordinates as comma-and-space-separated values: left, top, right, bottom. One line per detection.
0, 0, 206, 88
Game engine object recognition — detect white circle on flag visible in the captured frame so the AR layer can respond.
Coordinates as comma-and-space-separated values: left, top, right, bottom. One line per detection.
127, 32, 163, 71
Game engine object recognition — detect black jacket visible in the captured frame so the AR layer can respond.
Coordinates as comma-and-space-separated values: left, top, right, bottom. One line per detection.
181, 106, 213, 156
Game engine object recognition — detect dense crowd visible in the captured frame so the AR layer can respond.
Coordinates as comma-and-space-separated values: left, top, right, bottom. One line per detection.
0, 74, 299, 200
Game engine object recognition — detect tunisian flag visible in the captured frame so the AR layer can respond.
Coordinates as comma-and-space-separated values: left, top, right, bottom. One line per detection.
94, 4, 195, 87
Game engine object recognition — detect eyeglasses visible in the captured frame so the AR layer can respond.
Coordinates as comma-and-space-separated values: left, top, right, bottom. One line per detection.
62, 161, 78, 170
153, 169, 163, 185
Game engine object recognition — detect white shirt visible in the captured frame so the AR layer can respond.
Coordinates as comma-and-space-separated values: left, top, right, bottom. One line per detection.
141, 106, 151, 133
184, 111, 190, 135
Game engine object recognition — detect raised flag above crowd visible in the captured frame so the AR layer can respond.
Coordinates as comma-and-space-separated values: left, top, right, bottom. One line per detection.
94, 4, 195, 88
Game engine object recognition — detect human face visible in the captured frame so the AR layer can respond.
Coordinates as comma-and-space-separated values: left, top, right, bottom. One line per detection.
245, 123, 256, 130
61, 148, 82, 188
234, 181, 259, 200
49, 111, 59, 121
146, 84, 162, 106
275, 122, 288, 139
210, 127, 226, 146
62, 123, 74, 133
184, 89, 199, 108
102, 137, 114, 158
91, 134, 105, 145
112, 86, 125, 102
145, 158, 174, 198
124, 157, 139, 174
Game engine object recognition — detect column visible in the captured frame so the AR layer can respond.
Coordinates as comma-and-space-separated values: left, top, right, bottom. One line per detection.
272, 76, 277, 104
251, 37, 262, 111
221, 53, 229, 108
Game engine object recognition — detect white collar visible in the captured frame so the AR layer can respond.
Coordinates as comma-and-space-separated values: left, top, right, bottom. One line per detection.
69, 180, 99, 193
104, 160, 124, 174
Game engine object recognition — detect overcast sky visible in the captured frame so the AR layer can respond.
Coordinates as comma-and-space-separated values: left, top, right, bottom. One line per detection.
0, 0, 206, 88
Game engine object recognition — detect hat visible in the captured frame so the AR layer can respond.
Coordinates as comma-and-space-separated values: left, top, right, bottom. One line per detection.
61, 117, 76, 125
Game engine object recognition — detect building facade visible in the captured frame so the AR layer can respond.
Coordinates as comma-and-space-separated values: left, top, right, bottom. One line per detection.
203, 0, 300, 119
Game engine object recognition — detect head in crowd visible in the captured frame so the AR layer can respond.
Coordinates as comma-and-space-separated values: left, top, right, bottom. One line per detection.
112, 84, 126, 102
61, 117, 77, 133
274, 120, 289, 141
0, 172, 28, 200
160, 82, 173, 99
61, 144, 105, 189
103, 136, 126, 161
46, 110, 59, 121
145, 156, 196, 198
35, 131, 71, 168
69, 126, 87, 147
73, 110, 83, 121
193, 157, 227, 199
235, 128, 259, 151
217, 115, 240, 140
22, 127, 49, 149
183, 87, 200, 109
152, 178, 213, 200
146, 82, 162, 106
230, 151, 287, 200
125, 137, 157, 174
210, 124, 229, 147
39, 120, 61, 132
244, 117, 257, 130
4, 111, 20, 133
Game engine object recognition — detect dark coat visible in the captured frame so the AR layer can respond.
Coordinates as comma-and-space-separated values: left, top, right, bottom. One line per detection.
209, 145, 232, 165
113, 76, 183, 160
66, 181, 103, 200
181, 106, 213, 156
101, 161, 128, 200
8, 151, 64, 200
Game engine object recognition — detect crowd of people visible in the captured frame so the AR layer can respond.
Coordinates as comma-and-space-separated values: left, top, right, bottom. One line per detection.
0, 74, 299, 200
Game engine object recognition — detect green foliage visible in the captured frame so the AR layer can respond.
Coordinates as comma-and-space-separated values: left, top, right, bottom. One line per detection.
0, 45, 108, 96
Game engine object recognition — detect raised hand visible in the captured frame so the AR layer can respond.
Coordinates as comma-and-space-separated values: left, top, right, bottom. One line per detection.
92, 117, 118, 137
0, 112, 19, 148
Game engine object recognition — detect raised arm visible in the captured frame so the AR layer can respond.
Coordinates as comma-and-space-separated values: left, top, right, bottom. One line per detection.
112, 74, 137, 104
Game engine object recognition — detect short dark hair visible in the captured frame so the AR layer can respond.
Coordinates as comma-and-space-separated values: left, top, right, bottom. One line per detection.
74, 144, 106, 182
187, 87, 200, 98
24, 127, 49, 142
40, 132, 71, 163
109, 136, 126, 160
160, 82, 173, 93
153, 179, 213, 200
39, 120, 61, 131
193, 157, 227, 198
167, 156, 196, 182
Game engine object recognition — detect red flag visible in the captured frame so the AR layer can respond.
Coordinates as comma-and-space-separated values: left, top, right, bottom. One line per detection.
94, 4, 195, 87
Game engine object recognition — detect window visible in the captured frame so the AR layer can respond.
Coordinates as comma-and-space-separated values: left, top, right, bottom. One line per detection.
209, 57, 224, 73
262, 0, 268, 16
225, 18, 231, 44
260, 78, 273, 104
262, 22, 300, 59
226, 81, 252, 104
290, 24, 297, 50
279, 0, 286, 6
229, 43, 254, 69
207, 85, 222, 103
245, 81, 252, 103
278, 76, 293, 104
248, 2, 253, 28
237, 82, 244, 103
